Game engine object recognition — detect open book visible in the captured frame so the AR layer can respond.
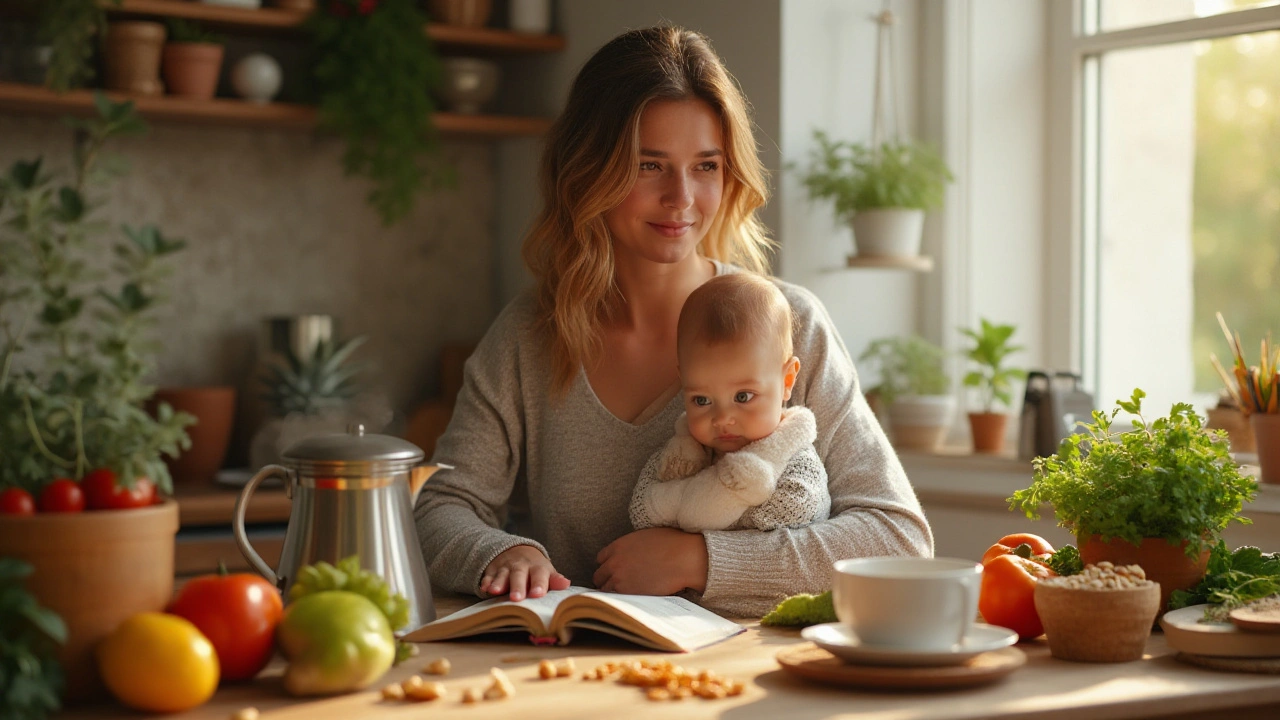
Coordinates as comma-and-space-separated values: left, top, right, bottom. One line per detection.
402, 587, 745, 652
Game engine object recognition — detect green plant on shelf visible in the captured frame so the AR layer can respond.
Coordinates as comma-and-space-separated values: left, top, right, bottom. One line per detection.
856, 335, 950, 406
959, 318, 1025, 413
33, 0, 122, 92
165, 18, 226, 46
0, 95, 193, 494
797, 129, 953, 221
306, 0, 453, 225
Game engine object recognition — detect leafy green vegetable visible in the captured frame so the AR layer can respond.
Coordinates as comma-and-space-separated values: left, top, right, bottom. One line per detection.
1, 559, 67, 720
798, 130, 954, 216
761, 591, 836, 627
1045, 545, 1083, 577
1169, 542, 1280, 618
1008, 389, 1256, 559
959, 318, 1025, 412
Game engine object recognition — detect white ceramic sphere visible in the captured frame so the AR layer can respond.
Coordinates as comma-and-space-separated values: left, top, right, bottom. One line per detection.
232, 53, 282, 104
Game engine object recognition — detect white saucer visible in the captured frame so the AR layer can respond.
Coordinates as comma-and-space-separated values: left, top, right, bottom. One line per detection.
800, 622, 1019, 667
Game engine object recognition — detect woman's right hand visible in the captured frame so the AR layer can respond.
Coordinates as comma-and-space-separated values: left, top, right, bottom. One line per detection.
480, 545, 571, 601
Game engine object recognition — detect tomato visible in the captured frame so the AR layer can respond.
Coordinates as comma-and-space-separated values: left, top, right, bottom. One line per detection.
168, 568, 283, 682
981, 533, 1055, 566
98, 612, 219, 713
38, 478, 85, 513
979, 554, 1056, 640
82, 468, 157, 510
0, 488, 36, 516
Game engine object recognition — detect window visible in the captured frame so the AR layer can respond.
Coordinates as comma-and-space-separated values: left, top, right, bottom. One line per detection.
1059, 1, 1280, 414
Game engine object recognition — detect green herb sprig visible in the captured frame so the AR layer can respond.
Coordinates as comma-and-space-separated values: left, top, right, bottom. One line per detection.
0, 559, 67, 720
1170, 542, 1280, 618
1008, 389, 1256, 559
1045, 545, 1084, 577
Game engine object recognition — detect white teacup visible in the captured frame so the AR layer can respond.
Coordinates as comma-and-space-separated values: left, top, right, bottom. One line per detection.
832, 557, 982, 651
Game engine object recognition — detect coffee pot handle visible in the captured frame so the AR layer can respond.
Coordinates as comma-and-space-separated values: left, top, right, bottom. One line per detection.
234, 464, 290, 588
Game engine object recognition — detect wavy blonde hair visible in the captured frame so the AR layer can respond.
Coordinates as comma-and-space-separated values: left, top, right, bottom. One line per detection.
523, 26, 774, 395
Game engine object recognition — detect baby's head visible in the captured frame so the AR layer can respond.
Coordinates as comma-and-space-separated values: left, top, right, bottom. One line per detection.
677, 273, 800, 455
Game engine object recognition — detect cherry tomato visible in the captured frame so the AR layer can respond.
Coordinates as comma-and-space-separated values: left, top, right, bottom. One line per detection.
82, 468, 157, 510
979, 553, 1056, 640
0, 488, 36, 516
167, 568, 283, 682
38, 478, 85, 513
981, 533, 1055, 566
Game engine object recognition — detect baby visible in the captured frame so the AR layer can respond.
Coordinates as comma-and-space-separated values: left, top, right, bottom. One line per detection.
629, 273, 831, 533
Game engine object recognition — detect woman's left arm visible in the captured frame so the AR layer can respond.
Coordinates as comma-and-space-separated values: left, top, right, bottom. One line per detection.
693, 284, 934, 617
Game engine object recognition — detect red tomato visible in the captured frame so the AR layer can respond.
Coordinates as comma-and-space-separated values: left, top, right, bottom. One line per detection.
981, 533, 1055, 566
167, 570, 283, 682
0, 488, 36, 516
82, 468, 157, 511
979, 554, 1056, 640
38, 478, 85, 513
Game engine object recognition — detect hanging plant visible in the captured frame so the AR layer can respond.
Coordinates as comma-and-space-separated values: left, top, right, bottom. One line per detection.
34, 0, 122, 91
306, 0, 450, 225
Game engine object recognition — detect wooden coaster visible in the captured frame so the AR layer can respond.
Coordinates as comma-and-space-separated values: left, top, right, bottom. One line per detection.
1230, 606, 1280, 634
1176, 652, 1280, 674
776, 643, 1026, 691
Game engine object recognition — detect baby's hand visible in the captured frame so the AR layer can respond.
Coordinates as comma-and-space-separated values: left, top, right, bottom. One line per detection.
657, 434, 711, 481
717, 452, 777, 506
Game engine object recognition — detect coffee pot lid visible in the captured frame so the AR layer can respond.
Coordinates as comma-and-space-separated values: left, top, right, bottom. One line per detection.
282, 424, 424, 467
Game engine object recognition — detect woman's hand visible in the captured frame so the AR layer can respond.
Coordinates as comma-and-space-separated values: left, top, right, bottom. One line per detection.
480, 545, 571, 602
593, 528, 708, 595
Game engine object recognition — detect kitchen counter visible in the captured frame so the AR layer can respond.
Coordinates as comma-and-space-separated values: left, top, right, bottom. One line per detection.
62, 595, 1280, 720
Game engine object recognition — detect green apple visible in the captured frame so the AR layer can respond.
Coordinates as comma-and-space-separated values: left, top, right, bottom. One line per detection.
276, 590, 395, 696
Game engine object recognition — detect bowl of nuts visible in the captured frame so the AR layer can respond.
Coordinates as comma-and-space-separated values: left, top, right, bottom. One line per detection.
1034, 562, 1160, 663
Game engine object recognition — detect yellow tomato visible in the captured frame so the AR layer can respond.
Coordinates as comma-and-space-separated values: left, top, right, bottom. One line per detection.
98, 612, 220, 713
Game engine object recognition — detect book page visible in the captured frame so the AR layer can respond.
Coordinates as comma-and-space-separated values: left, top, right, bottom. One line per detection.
402, 586, 591, 641
566, 593, 745, 652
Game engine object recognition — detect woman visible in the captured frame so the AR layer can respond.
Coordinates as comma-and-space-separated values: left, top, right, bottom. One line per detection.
414, 26, 932, 617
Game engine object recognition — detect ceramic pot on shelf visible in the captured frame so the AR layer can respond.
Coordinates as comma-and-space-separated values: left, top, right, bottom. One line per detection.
1251, 413, 1280, 484
231, 52, 283, 104
150, 386, 237, 484
104, 21, 166, 96
429, 0, 492, 26
509, 0, 551, 33
162, 41, 224, 100
850, 208, 926, 258
968, 411, 1008, 454
887, 394, 955, 452
438, 57, 499, 114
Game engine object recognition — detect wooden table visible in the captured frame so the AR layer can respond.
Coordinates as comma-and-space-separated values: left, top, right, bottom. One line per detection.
63, 595, 1280, 720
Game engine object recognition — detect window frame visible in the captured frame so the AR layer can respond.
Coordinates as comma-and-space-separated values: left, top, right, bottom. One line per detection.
1046, 1, 1280, 396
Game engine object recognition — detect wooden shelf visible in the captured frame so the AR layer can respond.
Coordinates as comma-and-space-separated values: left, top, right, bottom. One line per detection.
0, 81, 553, 135
844, 254, 935, 272
104, 0, 567, 53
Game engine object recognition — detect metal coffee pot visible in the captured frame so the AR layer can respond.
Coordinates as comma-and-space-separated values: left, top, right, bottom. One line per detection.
234, 424, 446, 629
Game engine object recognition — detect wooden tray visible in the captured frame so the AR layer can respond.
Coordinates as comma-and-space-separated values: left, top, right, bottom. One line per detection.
776, 643, 1025, 691
1161, 605, 1280, 657
1177, 653, 1280, 674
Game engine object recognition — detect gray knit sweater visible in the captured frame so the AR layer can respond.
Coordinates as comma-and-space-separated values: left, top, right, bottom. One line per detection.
413, 267, 933, 617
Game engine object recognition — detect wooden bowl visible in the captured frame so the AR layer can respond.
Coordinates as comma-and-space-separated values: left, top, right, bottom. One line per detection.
1034, 581, 1160, 662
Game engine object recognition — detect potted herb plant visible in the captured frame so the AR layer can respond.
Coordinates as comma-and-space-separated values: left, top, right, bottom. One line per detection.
0, 96, 193, 701
959, 318, 1025, 454
858, 336, 954, 451
1009, 389, 1257, 611
161, 18, 225, 101
306, 0, 449, 225
799, 129, 953, 259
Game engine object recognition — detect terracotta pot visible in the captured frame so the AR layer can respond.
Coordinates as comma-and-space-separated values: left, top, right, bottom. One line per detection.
429, 0, 492, 26
1035, 581, 1160, 662
968, 412, 1008, 454
1078, 535, 1210, 614
151, 386, 237, 483
1205, 407, 1256, 454
0, 501, 179, 703
162, 42, 224, 100
104, 21, 166, 96
1251, 413, 1280, 484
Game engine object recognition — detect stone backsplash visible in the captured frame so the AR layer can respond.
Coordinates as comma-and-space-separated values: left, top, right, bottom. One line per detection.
0, 114, 498, 459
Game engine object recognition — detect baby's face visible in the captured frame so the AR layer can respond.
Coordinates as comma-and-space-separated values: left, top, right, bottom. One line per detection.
680, 337, 798, 455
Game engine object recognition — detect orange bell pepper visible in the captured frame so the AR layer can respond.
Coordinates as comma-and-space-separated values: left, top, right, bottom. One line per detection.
981, 533, 1055, 567
979, 552, 1057, 640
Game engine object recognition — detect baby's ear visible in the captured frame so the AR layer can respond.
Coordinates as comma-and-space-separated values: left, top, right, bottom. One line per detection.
782, 356, 801, 400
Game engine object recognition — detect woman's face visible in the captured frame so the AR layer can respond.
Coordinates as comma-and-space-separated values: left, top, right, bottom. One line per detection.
605, 98, 725, 267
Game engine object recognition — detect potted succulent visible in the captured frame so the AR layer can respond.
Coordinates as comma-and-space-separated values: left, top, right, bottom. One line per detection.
799, 129, 953, 259
0, 96, 193, 701
1009, 389, 1257, 611
306, 0, 449, 225
959, 318, 1025, 454
857, 336, 954, 451
161, 19, 226, 100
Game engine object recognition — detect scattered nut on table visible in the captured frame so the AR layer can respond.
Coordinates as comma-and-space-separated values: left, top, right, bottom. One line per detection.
380, 683, 406, 701
405, 680, 446, 702
462, 687, 483, 703
484, 667, 515, 699
585, 659, 744, 701
230, 709, 259, 720
423, 657, 452, 675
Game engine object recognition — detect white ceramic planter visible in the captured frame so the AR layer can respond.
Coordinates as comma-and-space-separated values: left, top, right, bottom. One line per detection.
888, 394, 955, 451
850, 208, 926, 258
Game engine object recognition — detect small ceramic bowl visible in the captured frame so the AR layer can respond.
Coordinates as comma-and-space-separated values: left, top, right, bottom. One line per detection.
1034, 580, 1161, 662
438, 57, 499, 114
